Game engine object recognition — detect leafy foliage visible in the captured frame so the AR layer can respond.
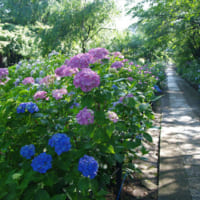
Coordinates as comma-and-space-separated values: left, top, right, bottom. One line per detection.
0, 49, 165, 199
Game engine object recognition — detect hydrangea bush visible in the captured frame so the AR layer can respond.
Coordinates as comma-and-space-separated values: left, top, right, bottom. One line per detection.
0, 48, 165, 199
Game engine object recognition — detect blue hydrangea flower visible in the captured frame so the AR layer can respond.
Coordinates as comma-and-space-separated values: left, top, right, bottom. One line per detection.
154, 85, 162, 93
112, 84, 118, 90
17, 102, 39, 114
20, 144, 35, 159
48, 133, 71, 155
70, 102, 80, 109
17, 103, 27, 113
31, 152, 52, 173
78, 155, 99, 179
26, 102, 39, 113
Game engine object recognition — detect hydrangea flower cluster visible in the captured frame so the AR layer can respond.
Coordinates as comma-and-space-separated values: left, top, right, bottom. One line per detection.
111, 51, 124, 59
88, 48, 109, 62
34, 91, 47, 100
48, 133, 71, 155
68, 53, 94, 69
73, 68, 100, 92
111, 61, 124, 69
52, 88, 67, 100
55, 65, 79, 77
39, 75, 55, 86
22, 77, 35, 85
76, 107, 94, 125
31, 152, 52, 173
107, 111, 119, 123
17, 102, 39, 114
154, 85, 162, 93
127, 77, 133, 82
0, 68, 9, 79
78, 155, 99, 179
20, 144, 35, 159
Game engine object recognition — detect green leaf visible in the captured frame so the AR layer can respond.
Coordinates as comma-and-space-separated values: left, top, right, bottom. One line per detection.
139, 103, 149, 111
51, 194, 66, 200
105, 145, 115, 154
34, 190, 50, 200
113, 78, 126, 82
143, 132, 152, 142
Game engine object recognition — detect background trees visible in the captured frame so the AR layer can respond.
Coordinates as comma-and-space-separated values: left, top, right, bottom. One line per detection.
125, 0, 200, 63
0, 0, 116, 67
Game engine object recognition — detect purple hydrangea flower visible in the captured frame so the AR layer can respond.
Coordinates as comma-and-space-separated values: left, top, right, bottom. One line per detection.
0, 68, 9, 79
31, 152, 52, 173
48, 133, 71, 155
76, 107, 94, 125
127, 77, 133, 82
78, 155, 99, 179
55, 65, 79, 77
88, 48, 109, 62
20, 144, 35, 159
67, 53, 93, 69
73, 68, 100, 92
111, 61, 124, 69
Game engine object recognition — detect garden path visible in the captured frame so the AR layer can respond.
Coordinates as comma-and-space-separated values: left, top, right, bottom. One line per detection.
158, 65, 200, 200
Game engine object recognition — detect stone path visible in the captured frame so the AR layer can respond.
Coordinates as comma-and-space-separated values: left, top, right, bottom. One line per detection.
158, 65, 200, 200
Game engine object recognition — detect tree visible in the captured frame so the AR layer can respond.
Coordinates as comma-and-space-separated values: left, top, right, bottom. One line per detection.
39, 0, 116, 55
126, 0, 200, 63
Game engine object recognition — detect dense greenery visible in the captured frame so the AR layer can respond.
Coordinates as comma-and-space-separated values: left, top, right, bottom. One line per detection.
125, 0, 200, 87
0, 0, 117, 67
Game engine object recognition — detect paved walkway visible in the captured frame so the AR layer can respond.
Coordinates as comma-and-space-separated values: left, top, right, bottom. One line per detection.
158, 65, 200, 200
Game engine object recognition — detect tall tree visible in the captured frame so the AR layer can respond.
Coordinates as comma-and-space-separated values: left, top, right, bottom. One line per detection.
39, 0, 116, 54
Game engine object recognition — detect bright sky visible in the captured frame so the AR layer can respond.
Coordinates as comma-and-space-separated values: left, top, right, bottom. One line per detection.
114, 0, 150, 30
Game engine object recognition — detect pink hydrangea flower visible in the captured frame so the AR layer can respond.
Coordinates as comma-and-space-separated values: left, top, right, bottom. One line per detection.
107, 111, 119, 123
34, 91, 47, 100
0, 68, 9, 79
129, 62, 134, 65
127, 77, 133, 82
39, 75, 55, 86
67, 53, 93, 69
73, 68, 100, 92
88, 48, 109, 62
55, 65, 79, 77
112, 52, 121, 57
52, 88, 67, 100
111, 61, 124, 69
22, 77, 35, 85
76, 107, 94, 125
122, 59, 129, 63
